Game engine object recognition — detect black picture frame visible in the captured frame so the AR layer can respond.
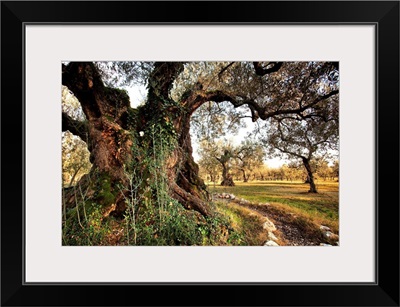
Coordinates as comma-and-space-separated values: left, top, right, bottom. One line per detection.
1, 1, 399, 306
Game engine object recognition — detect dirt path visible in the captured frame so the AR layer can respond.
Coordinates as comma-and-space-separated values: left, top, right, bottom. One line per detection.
238, 202, 322, 246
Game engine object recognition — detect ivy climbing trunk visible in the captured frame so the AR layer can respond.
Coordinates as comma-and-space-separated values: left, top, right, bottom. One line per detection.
141, 62, 210, 216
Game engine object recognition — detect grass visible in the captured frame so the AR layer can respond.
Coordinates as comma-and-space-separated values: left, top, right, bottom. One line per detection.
213, 201, 270, 245
207, 179, 339, 234
63, 179, 339, 246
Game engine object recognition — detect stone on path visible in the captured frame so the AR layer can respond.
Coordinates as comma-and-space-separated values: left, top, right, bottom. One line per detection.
320, 225, 331, 231
263, 218, 276, 232
268, 231, 278, 241
264, 240, 279, 246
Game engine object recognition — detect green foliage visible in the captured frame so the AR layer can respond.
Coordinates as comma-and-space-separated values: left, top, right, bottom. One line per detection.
118, 121, 233, 246
129, 199, 202, 245
63, 200, 114, 246
95, 172, 116, 206
104, 86, 130, 103
212, 201, 267, 246
126, 107, 139, 130
117, 120, 205, 245
206, 214, 241, 245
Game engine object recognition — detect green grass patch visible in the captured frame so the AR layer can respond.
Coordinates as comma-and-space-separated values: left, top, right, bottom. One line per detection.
208, 180, 339, 233
213, 201, 268, 246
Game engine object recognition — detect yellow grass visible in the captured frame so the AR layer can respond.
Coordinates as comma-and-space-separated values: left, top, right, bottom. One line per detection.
208, 180, 339, 233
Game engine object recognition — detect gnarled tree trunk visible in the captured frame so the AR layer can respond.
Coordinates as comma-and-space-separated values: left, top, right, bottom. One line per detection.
62, 62, 210, 217
62, 62, 135, 215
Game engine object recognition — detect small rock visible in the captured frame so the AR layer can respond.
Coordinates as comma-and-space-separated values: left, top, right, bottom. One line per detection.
320, 225, 331, 231
263, 218, 276, 232
323, 231, 339, 241
264, 240, 279, 246
268, 231, 278, 241
320, 243, 332, 246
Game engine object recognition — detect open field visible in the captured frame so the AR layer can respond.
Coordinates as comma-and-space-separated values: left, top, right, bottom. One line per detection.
207, 180, 339, 234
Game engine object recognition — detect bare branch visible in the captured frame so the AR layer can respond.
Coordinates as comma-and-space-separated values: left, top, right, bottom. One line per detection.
253, 62, 283, 76
218, 62, 235, 80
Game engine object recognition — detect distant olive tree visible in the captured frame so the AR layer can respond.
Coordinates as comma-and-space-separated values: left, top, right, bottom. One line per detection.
259, 115, 338, 193
234, 139, 265, 182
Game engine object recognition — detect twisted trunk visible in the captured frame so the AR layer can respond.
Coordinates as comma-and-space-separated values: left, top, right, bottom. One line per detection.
167, 110, 210, 216
62, 63, 135, 215
62, 62, 210, 217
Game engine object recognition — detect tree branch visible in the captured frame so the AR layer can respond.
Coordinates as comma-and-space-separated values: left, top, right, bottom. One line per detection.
275, 144, 306, 161
62, 62, 104, 121
253, 62, 283, 76
218, 62, 235, 80
262, 90, 339, 119
62, 112, 88, 142
186, 87, 338, 123
147, 62, 184, 100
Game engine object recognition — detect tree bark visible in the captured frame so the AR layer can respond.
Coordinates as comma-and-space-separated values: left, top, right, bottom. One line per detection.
62, 62, 211, 217
62, 62, 136, 215
167, 110, 210, 216
302, 157, 318, 193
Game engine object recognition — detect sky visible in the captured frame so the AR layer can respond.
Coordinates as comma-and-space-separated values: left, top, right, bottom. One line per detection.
124, 85, 286, 169
123, 85, 147, 108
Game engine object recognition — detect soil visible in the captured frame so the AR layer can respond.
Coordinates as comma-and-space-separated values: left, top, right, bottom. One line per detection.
238, 202, 322, 246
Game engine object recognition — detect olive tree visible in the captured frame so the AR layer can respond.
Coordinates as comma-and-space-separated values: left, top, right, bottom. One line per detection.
62, 61, 338, 216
